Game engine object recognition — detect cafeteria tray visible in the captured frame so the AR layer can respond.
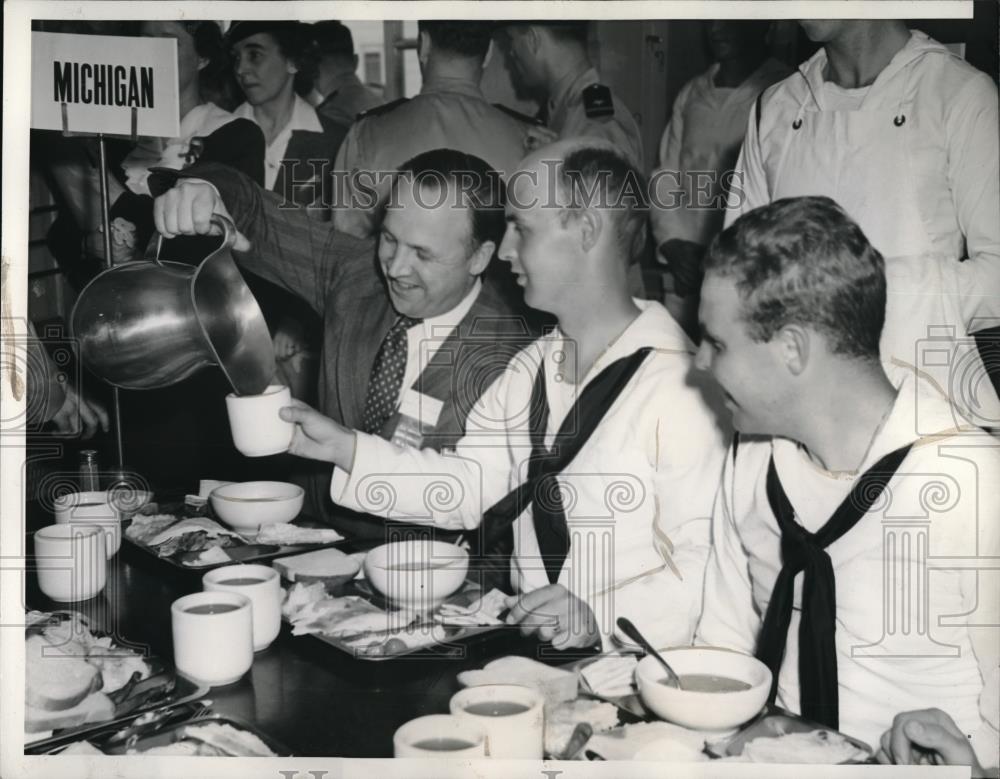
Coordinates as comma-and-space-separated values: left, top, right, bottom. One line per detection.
123, 506, 349, 572
42, 707, 292, 756
704, 706, 874, 763
291, 578, 511, 662
24, 611, 209, 752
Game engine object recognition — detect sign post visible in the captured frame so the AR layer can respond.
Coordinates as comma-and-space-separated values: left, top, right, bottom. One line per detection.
31, 32, 179, 482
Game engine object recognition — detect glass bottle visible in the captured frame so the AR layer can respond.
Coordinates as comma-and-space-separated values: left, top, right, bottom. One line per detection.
79, 450, 100, 492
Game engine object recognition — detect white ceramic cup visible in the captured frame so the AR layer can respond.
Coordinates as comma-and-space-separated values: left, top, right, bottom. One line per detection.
53, 491, 121, 558
225, 384, 294, 457
34, 524, 107, 602
393, 714, 488, 759
171, 591, 254, 686
203, 564, 281, 652
450, 684, 545, 758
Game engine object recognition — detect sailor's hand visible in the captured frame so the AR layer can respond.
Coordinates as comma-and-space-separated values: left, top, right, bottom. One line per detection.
876, 709, 986, 775
505, 584, 600, 650
152, 178, 251, 252
279, 399, 357, 468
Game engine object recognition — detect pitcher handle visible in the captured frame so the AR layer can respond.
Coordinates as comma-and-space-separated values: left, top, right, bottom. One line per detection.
153, 213, 239, 266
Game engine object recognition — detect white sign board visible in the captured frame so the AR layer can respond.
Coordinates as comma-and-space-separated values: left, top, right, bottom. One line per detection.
31, 32, 179, 137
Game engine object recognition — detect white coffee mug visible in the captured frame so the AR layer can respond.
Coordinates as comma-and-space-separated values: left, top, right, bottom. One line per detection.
53, 491, 120, 558
393, 714, 487, 759
171, 591, 253, 686
225, 384, 294, 457
34, 524, 107, 602
450, 684, 545, 758
203, 564, 281, 652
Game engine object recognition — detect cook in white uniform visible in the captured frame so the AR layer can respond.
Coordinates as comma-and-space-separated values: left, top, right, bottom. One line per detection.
728, 22, 1000, 429
650, 20, 790, 333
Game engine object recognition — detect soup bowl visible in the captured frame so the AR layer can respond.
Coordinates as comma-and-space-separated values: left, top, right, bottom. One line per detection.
636, 646, 771, 731
363, 539, 468, 611
210, 481, 304, 531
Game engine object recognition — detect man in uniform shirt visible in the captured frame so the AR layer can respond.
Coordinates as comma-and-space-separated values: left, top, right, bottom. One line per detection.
310, 21, 383, 129
501, 21, 644, 166
333, 20, 538, 239
694, 196, 998, 769
252, 139, 729, 651
150, 149, 535, 540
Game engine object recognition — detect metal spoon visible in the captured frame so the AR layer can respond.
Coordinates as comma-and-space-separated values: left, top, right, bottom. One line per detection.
560, 722, 593, 760
616, 617, 684, 690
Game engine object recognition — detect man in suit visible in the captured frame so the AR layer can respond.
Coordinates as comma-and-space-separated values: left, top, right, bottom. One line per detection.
150, 149, 536, 539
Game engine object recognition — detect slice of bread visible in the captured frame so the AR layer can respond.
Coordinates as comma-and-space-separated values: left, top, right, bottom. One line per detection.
25, 691, 114, 734
273, 548, 360, 584
457, 655, 579, 707
25, 635, 102, 712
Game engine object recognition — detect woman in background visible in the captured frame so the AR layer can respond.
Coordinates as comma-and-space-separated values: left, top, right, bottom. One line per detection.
227, 20, 348, 403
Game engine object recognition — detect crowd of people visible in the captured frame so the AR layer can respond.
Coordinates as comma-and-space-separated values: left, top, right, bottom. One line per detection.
29, 17, 998, 775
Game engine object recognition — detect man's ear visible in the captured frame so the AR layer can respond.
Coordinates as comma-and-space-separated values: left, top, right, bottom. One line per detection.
777, 324, 810, 376
418, 30, 432, 66
576, 209, 602, 254
197, 56, 209, 72
525, 25, 543, 54
468, 240, 495, 276
352, 53, 360, 70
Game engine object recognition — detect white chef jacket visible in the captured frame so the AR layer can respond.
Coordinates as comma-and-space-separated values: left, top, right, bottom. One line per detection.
696, 373, 1000, 762
727, 31, 1000, 424
651, 58, 789, 248
333, 300, 730, 649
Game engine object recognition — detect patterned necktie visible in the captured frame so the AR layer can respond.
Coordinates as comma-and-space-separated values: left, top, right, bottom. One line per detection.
362, 316, 421, 435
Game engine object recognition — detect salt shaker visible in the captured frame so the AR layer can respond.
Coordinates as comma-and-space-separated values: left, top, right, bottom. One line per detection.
79, 450, 100, 491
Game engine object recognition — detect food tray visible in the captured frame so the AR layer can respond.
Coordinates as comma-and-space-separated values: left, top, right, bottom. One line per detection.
705, 706, 874, 763
293, 578, 511, 662
24, 611, 208, 752
41, 707, 292, 756
123, 507, 349, 572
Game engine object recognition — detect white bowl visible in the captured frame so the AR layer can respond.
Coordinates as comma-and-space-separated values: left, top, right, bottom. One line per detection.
210, 481, 304, 531
363, 539, 468, 611
636, 646, 771, 731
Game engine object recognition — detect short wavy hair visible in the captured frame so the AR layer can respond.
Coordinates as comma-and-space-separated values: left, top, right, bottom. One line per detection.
417, 21, 493, 60
703, 196, 886, 359
557, 144, 650, 263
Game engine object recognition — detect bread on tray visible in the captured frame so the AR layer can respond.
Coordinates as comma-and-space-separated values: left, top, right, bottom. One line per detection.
457, 656, 579, 707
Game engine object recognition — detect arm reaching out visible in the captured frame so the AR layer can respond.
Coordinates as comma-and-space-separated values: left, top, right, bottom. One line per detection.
876, 709, 991, 777
279, 399, 357, 468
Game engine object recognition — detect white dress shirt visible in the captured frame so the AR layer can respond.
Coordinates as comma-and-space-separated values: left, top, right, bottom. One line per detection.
234, 94, 324, 190
398, 279, 481, 406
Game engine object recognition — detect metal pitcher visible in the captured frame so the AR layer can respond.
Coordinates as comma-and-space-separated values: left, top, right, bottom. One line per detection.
70, 215, 275, 395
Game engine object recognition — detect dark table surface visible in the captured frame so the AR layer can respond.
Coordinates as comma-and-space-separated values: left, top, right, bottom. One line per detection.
23, 501, 594, 757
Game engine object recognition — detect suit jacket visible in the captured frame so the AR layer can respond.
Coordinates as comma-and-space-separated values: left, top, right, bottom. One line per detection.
163, 163, 540, 538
